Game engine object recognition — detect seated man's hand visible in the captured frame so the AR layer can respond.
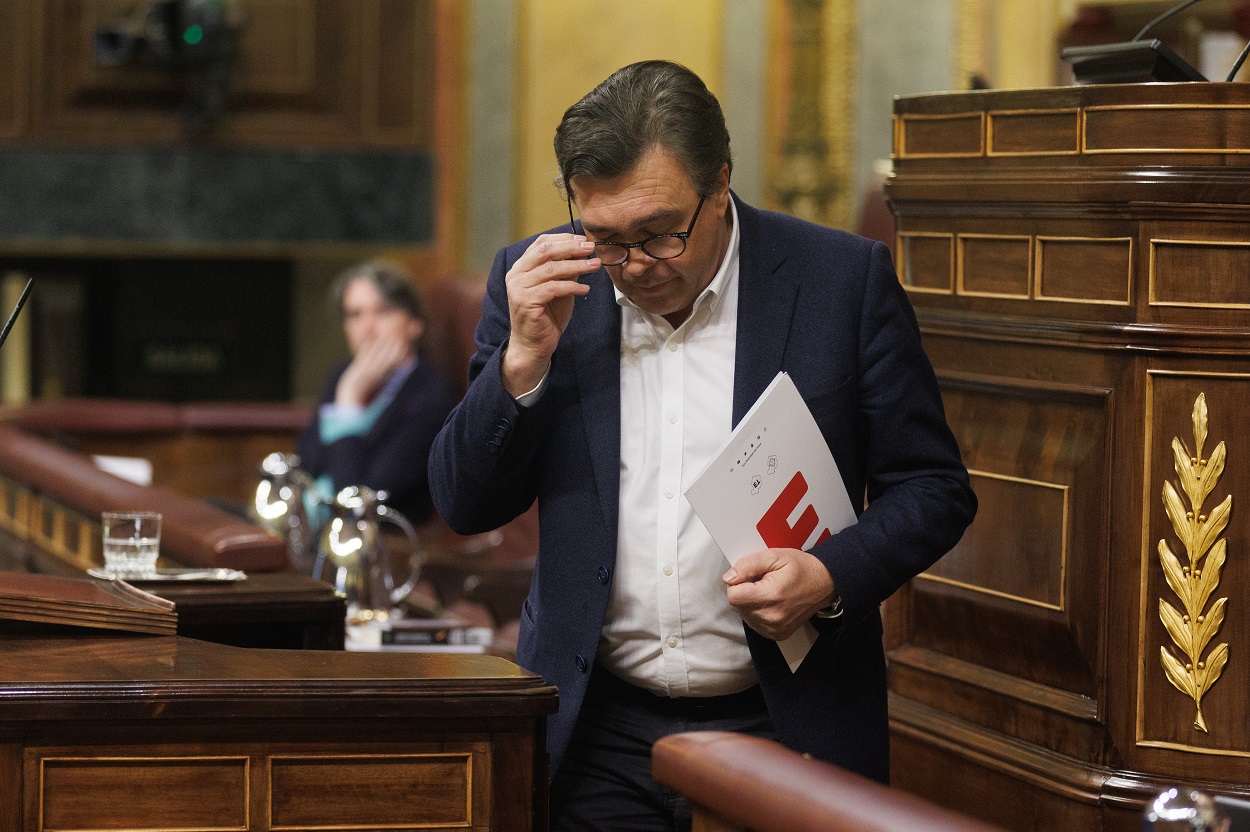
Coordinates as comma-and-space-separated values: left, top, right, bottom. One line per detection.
336, 335, 408, 407
723, 548, 836, 641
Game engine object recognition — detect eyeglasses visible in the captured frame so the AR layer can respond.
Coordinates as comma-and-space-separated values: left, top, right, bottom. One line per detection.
567, 195, 705, 266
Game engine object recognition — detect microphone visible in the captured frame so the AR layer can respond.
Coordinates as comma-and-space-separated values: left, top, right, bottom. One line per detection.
0, 278, 32, 351
1061, 0, 1207, 83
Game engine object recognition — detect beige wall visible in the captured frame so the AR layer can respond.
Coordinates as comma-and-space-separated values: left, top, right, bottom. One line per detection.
513, 0, 725, 239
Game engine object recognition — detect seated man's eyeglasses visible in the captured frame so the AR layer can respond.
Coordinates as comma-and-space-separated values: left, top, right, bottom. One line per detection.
567, 195, 705, 266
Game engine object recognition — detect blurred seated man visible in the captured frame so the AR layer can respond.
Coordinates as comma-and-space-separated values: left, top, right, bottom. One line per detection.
297, 260, 455, 525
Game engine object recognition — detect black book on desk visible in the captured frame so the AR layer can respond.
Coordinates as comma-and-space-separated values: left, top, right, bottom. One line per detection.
380, 617, 493, 647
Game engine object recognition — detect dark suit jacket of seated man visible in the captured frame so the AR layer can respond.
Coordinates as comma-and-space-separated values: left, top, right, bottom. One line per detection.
428, 59, 976, 825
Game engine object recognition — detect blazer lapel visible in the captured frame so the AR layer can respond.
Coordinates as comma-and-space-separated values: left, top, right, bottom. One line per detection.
732, 197, 797, 426
570, 269, 622, 536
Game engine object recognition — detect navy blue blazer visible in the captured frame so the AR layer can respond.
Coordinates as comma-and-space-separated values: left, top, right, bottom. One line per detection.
298, 360, 455, 524
428, 195, 976, 782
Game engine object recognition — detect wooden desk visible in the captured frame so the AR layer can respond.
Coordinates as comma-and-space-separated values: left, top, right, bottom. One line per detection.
0, 634, 557, 831
146, 572, 346, 650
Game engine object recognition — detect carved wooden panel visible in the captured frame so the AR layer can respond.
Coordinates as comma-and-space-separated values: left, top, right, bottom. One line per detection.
957, 235, 1031, 298
38, 756, 249, 831
25, 740, 503, 831
895, 112, 985, 158
897, 232, 954, 294
904, 375, 1110, 699
898, 216, 1140, 315
924, 470, 1067, 610
270, 751, 482, 827
889, 83, 1250, 831
27, 0, 434, 147
1150, 238, 1250, 309
988, 109, 1079, 157
1138, 371, 1250, 758
1036, 237, 1133, 305
1084, 104, 1250, 155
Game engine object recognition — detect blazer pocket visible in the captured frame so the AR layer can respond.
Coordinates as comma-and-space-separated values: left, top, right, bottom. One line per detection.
801, 373, 854, 423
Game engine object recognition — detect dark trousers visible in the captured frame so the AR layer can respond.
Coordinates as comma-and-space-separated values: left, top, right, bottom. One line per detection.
549, 669, 779, 832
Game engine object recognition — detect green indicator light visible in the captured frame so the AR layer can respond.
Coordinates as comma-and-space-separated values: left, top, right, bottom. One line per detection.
183, 24, 204, 45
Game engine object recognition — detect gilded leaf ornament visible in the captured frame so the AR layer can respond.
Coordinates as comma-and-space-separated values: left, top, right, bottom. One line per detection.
1158, 393, 1231, 733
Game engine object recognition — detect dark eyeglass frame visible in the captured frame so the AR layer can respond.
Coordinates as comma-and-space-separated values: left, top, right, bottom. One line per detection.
567, 195, 705, 266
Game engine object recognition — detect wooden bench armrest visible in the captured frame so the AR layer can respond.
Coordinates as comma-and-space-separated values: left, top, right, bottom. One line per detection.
8, 398, 313, 436
652, 731, 1007, 832
0, 425, 286, 572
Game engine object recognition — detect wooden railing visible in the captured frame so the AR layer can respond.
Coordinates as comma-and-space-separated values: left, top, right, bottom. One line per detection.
652, 731, 1008, 832
0, 424, 287, 574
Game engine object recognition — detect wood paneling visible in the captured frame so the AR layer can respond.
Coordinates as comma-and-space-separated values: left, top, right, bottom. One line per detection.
1036, 237, 1133, 305
0, 0, 29, 139
25, 0, 435, 148
897, 233, 954, 294
897, 112, 985, 158
988, 110, 1080, 157
40, 756, 250, 830
887, 83, 1250, 830
1084, 105, 1250, 155
923, 470, 1067, 610
270, 751, 478, 826
957, 235, 1031, 298
1150, 238, 1250, 308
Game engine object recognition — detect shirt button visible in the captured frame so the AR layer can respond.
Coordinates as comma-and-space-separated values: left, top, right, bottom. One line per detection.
597, 566, 610, 584
667, 413, 677, 424
668, 342, 678, 352
664, 489, 674, 500
666, 636, 678, 648
663, 565, 673, 576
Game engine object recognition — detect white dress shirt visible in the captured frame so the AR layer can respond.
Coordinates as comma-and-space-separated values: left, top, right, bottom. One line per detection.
596, 199, 757, 698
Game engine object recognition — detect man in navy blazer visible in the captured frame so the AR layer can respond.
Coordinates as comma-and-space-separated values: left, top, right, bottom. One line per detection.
429, 60, 975, 830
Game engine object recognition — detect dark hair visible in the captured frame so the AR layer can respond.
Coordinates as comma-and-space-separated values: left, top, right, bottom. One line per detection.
331, 259, 425, 322
554, 60, 731, 200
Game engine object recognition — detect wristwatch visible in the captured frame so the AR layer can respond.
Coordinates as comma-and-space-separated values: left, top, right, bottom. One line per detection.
814, 594, 844, 619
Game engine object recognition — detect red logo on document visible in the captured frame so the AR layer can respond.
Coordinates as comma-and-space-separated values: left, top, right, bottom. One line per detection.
755, 471, 832, 549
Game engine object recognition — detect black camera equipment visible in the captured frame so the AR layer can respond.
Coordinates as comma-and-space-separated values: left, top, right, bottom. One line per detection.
93, 0, 243, 136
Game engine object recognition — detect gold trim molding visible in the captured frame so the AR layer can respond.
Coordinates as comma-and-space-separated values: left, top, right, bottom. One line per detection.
1157, 393, 1231, 733
1148, 238, 1250, 310
917, 469, 1068, 612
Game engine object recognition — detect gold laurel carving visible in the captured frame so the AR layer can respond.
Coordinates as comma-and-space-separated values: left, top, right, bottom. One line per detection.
1158, 393, 1231, 733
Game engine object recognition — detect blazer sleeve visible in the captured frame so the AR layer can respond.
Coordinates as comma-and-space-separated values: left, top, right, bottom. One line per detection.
427, 240, 548, 534
811, 240, 976, 629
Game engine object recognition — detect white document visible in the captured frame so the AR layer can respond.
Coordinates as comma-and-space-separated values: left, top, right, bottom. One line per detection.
685, 372, 857, 672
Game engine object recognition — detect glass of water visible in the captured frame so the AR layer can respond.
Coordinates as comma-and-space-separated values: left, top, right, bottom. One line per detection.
101, 511, 162, 578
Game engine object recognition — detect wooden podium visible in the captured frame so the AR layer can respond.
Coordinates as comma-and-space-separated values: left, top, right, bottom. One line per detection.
0, 631, 556, 831
887, 82, 1250, 831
